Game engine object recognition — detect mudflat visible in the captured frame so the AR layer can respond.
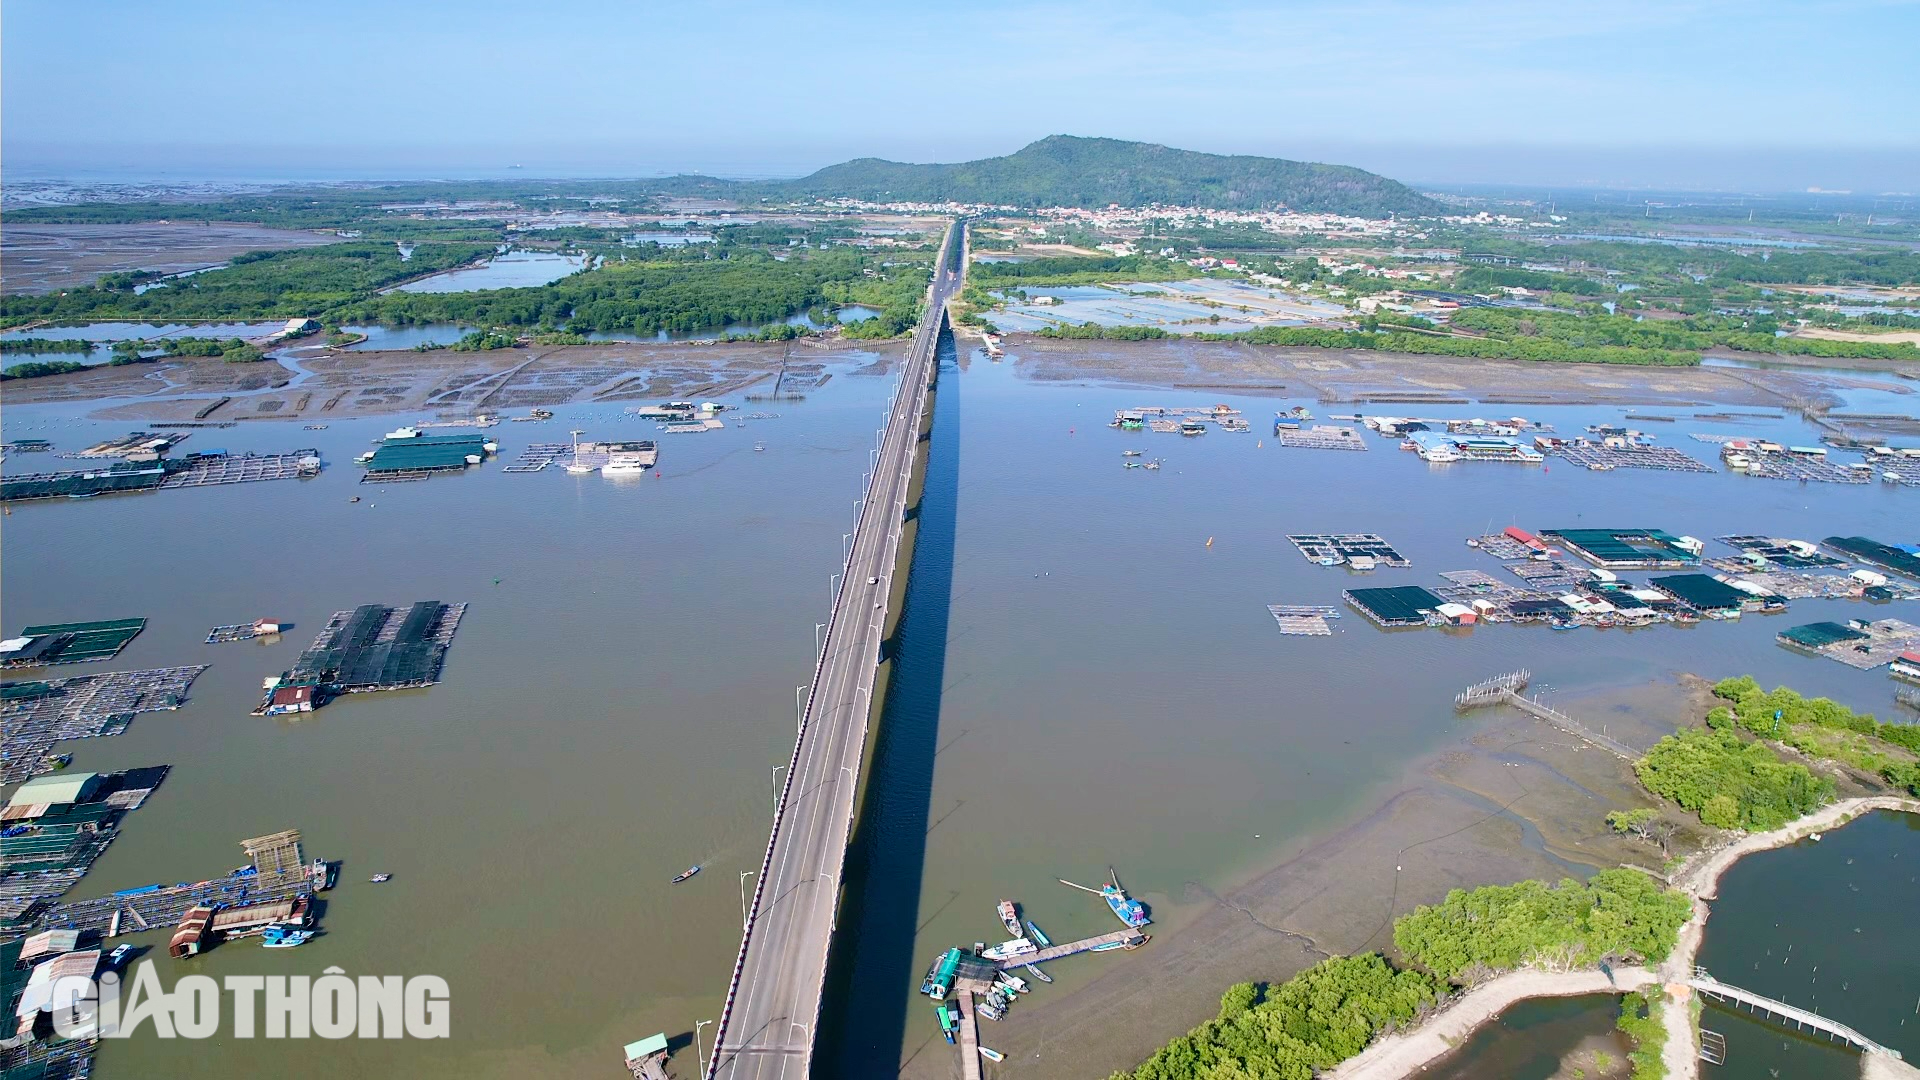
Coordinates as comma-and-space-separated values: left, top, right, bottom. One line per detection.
900, 676, 1709, 1080
1, 222, 339, 295
1001, 333, 1901, 409
4, 337, 908, 421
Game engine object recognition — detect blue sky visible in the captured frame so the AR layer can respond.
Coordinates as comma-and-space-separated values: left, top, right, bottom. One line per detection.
5, 0, 1917, 189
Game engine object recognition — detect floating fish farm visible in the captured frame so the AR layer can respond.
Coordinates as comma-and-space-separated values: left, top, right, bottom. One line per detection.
1, 618, 146, 668
258, 601, 468, 713
1266, 605, 1341, 636
1, 666, 207, 784
1286, 533, 1409, 567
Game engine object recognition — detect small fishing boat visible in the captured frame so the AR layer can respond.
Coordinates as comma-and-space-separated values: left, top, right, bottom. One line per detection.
369, 873, 392, 883
936, 1003, 957, 1044
1123, 461, 1142, 469
1091, 932, 1151, 952
754, 443, 765, 452
996, 971, 1029, 994
979, 1047, 1005, 1062
261, 925, 316, 949
672, 865, 702, 884
1025, 921, 1052, 948
1061, 868, 1151, 928
981, 938, 1036, 962
1022, 963, 1053, 984
922, 949, 961, 998
309, 858, 334, 891
996, 899, 1021, 937
108, 944, 134, 968
1142, 460, 1161, 469
50, 754, 73, 770
1122, 450, 1143, 457
976, 999, 1004, 1021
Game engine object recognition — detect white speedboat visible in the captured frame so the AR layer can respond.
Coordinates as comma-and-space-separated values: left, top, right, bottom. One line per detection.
601, 461, 647, 477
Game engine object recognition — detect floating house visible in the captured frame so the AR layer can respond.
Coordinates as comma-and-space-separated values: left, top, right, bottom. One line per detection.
1541, 528, 1699, 570
1779, 621, 1870, 652
1648, 574, 1749, 616
363, 433, 496, 477
1891, 651, 1920, 683
1345, 586, 1447, 627
255, 602, 467, 715
1407, 431, 1543, 463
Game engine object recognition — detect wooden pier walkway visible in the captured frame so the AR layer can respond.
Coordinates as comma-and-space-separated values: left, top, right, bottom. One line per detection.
1453, 673, 1635, 759
1692, 969, 1903, 1059
996, 928, 1149, 969
955, 989, 984, 1080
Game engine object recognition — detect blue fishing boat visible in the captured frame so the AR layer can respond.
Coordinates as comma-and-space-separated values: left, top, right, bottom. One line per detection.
261, 925, 315, 949
1058, 868, 1151, 928
1102, 868, 1150, 928
1025, 920, 1052, 947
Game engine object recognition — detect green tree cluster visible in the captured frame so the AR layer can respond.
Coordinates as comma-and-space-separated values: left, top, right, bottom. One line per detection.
1391, 870, 1692, 982
1116, 955, 1444, 1080
338, 248, 920, 337
1118, 870, 1693, 1078
0, 242, 495, 323
0, 338, 92, 353
1616, 991, 1667, 1080
449, 330, 520, 352
1037, 322, 1171, 340
1634, 726, 1833, 830
1708, 676, 1920, 793
1, 360, 88, 380
1214, 325, 1697, 366
971, 255, 1197, 287
1457, 266, 1609, 296
1452, 308, 1920, 362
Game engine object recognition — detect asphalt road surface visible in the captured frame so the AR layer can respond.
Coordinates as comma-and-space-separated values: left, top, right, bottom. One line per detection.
709, 221, 965, 1080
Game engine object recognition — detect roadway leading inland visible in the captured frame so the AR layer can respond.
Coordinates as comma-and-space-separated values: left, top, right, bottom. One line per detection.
708, 222, 964, 1080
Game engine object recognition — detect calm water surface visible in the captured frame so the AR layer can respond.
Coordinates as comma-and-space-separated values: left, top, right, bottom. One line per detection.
1694, 809, 1920, 1079
3, 347, 1915, 1077
4, 362, 900, 1078
1424, 995, 1630, 1080
395, 250, 588, 292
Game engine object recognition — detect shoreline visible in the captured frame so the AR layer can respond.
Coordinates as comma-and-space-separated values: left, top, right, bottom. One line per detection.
1324, 796, 1920, 1080
8, 330, 1903, 418
912, 677, 1690, 1080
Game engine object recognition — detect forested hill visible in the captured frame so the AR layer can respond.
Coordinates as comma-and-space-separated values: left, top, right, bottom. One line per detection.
778, 136, 1438, 217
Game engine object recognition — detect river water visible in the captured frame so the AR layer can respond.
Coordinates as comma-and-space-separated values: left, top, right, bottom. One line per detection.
1694, 809, 1920, 1079
843, 352, 1914, 1071
1424, 994, 1632, 1080
2, 345, 1915, 1077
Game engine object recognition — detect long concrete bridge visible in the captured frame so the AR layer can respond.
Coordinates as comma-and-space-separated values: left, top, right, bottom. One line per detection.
707, 220, 966, 1080
1692, 968, 1904, 1060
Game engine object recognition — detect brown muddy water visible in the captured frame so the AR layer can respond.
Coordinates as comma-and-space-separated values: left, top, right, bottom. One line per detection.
3, 343, 1915, 1078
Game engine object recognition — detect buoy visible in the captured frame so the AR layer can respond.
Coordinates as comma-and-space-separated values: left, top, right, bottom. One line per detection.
1206, 537, 1214, 548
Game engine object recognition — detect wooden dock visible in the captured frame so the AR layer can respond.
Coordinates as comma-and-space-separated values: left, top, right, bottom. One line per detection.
1454, 674, 1635, 758
16, 831, 313, 938
995, 927, 1148, 969
955, 989, 983, 1080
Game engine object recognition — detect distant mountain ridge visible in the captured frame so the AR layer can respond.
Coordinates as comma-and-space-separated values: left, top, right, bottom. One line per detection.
776, 136, 1437, 217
